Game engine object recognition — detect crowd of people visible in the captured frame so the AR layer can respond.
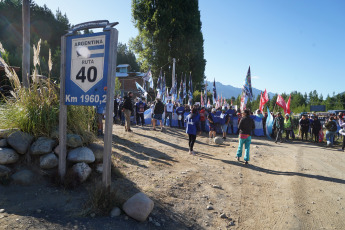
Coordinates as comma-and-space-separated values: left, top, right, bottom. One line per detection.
96, 92, 345, 165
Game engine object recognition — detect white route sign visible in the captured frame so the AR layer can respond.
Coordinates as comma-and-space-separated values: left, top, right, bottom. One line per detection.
70, 35, 105, 92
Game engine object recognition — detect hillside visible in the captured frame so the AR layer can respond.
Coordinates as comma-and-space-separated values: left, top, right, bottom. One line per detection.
206, 81, 275, 99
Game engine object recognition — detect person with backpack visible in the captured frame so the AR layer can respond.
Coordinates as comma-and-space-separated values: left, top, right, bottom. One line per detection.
324, 116, 338, 147
135, 98, 147, 127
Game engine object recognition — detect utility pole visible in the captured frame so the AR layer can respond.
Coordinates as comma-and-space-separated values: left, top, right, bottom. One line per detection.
22, 0, 30, 88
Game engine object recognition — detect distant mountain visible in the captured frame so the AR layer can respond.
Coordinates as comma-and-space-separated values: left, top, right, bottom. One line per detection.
206, 81, 275, 99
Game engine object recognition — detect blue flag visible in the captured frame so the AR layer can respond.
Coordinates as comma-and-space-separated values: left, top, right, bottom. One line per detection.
135, 82, 148, 98
266, 106, 274, 139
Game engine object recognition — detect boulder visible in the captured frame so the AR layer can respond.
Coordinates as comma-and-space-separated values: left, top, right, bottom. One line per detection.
0, 129, 17, 139
40, 153, 58, 169
31, 137, 57, 155
88, 143, 103, 162
122, 192, 154, 222
0, 148, 20, 164
214, 137, 224, 145
67, 147, 95, 163
71, 162, 92, 182
11, 169, 35, 185
67, 134, 83, 148
0, 165, 11, 178
0, 139, 7, 147
7, 131, 34, 154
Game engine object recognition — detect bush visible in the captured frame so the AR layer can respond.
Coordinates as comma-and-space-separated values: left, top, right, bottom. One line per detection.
0, 41, 96, 140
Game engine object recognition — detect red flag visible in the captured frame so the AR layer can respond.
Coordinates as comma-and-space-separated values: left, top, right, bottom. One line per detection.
259, 92, 264, 112
263, 89, 269, 103
276, 95, 287, 113
201, 91, 204, 107
286, 95, 291, 114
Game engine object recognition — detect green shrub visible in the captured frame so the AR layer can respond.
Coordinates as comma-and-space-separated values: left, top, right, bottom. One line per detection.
0, 41, 96, 140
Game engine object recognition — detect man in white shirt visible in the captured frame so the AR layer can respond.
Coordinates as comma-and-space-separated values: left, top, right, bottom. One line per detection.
164, 100, 174, 127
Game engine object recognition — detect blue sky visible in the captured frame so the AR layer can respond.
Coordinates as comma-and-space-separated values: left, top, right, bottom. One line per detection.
34, 0, 345, 97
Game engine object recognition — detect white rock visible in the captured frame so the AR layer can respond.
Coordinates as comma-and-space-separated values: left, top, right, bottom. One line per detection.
31, 137, 56, 155
40, 153, 58, 169
206, 206, 214, 210
214, 137, 224, 145
0, 139, 7, 147
0, 165, 11, 177
110, 207, 121, 217
7, 131, 34, 154
67, 147, 95, 163
122, 192, 154, 222
71, 162, 92, 183
0, 209, 4, 213
0, 148, 20, 164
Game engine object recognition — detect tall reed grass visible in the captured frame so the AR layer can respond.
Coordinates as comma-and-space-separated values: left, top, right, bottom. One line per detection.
0, 40, 96, 141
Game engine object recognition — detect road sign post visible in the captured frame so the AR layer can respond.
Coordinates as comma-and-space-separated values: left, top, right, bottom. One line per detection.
59, 20, 118, 188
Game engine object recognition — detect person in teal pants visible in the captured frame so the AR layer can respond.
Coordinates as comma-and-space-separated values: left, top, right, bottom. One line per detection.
236, 109, 255, 164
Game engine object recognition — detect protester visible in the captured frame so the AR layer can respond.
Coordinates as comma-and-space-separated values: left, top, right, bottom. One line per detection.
274, 112, 284, 143
309, 114, 314, 141
236, 109, 255, 165
262, 112, 268, 136
324, 116, 338, 147
176, 103, 185, 129
152, 97, 164, 131
164, 100, 174, 127
227, 106, 236, 134
284, 114, 293, 142
118, 97, 125, 126
122, 91, 133, 132
299, 114, 310, 141
220, 106, 230, 140
135, 98, 146, 127
185, 107, 201, 155
311, 116, 322, 143
208, 108, 217, 142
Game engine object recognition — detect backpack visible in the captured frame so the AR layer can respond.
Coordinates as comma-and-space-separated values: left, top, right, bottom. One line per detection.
328, 121, 337, 132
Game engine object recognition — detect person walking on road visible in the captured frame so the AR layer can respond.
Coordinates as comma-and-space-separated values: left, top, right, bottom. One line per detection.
185, 107, 201, 155
274, 112, 284, 143
122, 91, 133, 132
236, 109, 255, 165
284, 114, 293, 142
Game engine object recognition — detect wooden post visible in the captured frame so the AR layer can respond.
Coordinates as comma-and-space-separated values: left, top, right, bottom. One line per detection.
22, 0, 30, 88
58, 36, 67, 180
102, 28, 118, 188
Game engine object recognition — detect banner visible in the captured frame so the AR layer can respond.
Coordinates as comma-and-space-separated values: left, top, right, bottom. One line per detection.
143, 68, 153, 89
276, 94, 287, 113
135, 81, 148, 98
242, 66, 253, 99
213, 78, 217, 104
286, 95, 291, 114
266, 107, 274, 139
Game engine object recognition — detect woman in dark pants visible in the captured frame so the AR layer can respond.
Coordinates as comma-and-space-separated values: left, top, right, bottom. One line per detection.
185, 107, 200, 155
